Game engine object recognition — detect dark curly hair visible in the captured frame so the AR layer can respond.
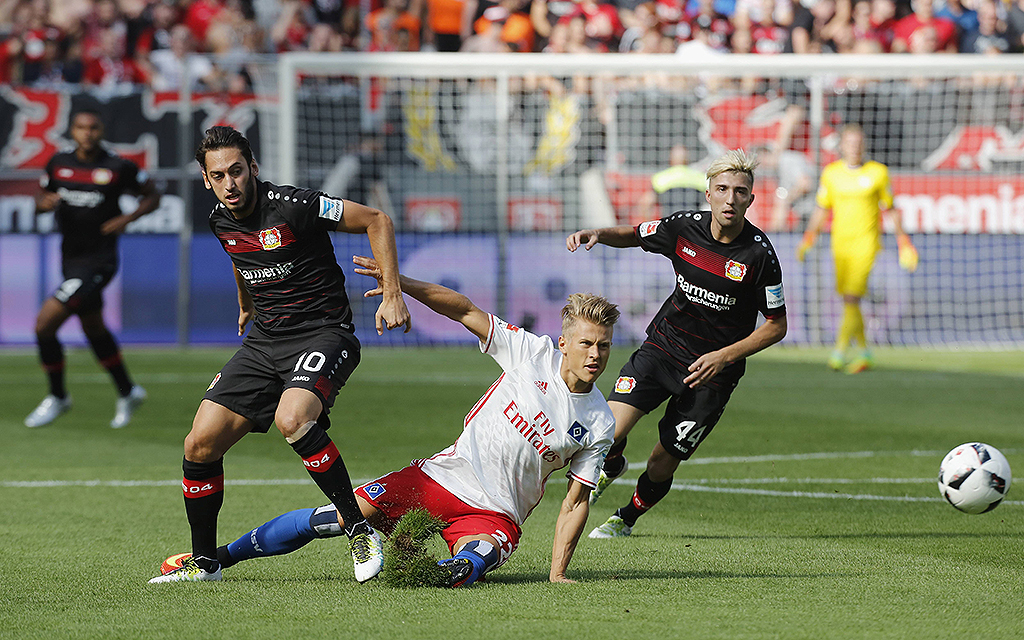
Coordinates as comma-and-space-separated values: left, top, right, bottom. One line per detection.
195, 126, 254, 170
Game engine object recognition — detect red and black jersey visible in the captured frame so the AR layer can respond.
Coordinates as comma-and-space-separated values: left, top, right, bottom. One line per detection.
42, 148, 147, 264
208, 180, 355, 336
635, 211, 786, 384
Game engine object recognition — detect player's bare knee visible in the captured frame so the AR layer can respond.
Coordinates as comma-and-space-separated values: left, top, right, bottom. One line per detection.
184, 427, 221, 462
278, 417, 316, 442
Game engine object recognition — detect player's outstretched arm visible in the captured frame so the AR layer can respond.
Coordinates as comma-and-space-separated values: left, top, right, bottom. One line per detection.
353, 255, 490, 343
550, 478, 591, 583
335, 200, 412, 335
684, 314, 787, 388
566, 225, 639, 252
232, 264, 254, 336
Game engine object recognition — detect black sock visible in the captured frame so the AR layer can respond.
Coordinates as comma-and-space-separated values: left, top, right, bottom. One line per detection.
86, 329, 133, 396
290, 426, 367, 537
38, 336, 66, 399
183, 457, 224, 571
615, 471, 673, 527
216, 545, 236, 570
603, 437, 628, 476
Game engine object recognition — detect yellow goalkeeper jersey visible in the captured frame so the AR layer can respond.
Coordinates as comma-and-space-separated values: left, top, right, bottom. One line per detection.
815, 160, 893, 252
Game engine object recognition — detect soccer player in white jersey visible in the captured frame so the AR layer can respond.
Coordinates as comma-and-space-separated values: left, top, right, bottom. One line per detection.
160, 256, 620, 586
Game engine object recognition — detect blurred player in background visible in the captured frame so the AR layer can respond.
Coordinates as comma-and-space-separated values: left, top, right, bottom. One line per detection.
797, 124, 918, 373
632, 144, 707, 222
161, 259, 619, 587
150, 126, 411, 585
24, 108, 160, 430
566, 148, 787, 538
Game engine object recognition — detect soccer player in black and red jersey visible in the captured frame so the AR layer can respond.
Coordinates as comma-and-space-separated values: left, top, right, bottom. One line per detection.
149, 126, 411, 585
24, 108, 161, 430
566, 148, 788, 537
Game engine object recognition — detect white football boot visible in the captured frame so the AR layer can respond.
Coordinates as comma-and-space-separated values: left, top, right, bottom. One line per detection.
350, 526, 384, 583
588, 515, 633, 539
24, 395, 72, 428
589, 456, 628, 506
111, 385, 147, 429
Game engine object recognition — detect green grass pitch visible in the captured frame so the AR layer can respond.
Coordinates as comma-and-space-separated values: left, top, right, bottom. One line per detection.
1, 345, 1022, 639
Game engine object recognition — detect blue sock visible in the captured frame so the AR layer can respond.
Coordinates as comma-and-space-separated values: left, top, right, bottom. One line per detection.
221, 505, 344, 567
444, 540, 500, 586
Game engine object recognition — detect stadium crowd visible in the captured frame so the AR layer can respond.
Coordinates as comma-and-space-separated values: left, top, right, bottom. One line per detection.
1, 0, 1021, 89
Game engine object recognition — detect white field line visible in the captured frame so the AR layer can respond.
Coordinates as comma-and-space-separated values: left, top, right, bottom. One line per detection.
3, 475, 1020, 506
669, 482, 1024, 506
0, 372, 489, 385
625, 449, 1009, 468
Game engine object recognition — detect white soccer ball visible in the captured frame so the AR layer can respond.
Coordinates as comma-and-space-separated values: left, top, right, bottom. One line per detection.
938, 443, 1012, 514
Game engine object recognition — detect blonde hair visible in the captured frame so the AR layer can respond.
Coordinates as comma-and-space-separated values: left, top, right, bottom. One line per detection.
840, 122, 864, 137
706, 148, 758, 185
561, 293, 620, 336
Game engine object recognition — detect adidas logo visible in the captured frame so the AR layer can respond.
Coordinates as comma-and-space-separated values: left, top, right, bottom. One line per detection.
534, 381, 548, 394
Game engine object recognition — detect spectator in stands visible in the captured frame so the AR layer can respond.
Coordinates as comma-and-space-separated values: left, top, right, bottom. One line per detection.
558, 0, 624, 51
7, 0, 67, 84
758, 144, 815, 232
618, 1, 662, 51
82, 0, 127, 60
936, 0, 978, 36
367, 0, 423, 50
131, 0, 180, 64
271, 0, 313, 51
676, 13, 730, 53
83, 21, 148, 88
29, 27, 83, 85
680, 0, 734, 50
1005, 0, 1024, 51
866, 0, 898, 50
307, 22, 347, 51
786, 0, 847, 53
684, 0, 737, 19
149, 23, 222, 91
734, 0, 792, 30
531, 0, 575, 50
959, 0, 1013, 53
748, 0, 790, 52
207, 0, 266, 57
412, 0, 464, 50
846, 0, 891, 51
183, 0, 225, 47
544, 12, 595, 49
891, 0, 958, 52
632, 144, 706, 223
461, 0, 533, 50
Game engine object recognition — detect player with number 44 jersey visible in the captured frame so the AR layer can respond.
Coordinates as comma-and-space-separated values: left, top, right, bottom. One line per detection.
149, 126, 411, 586
566, 149, 787, 538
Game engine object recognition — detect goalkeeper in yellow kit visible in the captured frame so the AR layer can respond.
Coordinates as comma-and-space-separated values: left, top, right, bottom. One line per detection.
797, 124, 918, 373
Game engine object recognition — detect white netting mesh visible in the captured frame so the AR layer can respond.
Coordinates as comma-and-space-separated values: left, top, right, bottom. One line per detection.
270, 54, 1024, 346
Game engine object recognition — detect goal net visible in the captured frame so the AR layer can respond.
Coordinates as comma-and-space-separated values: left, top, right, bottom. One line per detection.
270, 53, 1024, 348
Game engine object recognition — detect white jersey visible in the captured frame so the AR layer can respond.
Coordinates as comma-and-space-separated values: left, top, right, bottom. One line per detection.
418, 314, 615, 526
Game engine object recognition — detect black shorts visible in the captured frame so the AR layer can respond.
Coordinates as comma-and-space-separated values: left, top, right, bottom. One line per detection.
203, 325, 361, 433
53, 261, 117, 315
608, 343, 735, 460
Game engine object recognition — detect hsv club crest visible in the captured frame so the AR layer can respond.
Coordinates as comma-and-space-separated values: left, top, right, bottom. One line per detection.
259, 227, 282, 250
725, 260, 747, 282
